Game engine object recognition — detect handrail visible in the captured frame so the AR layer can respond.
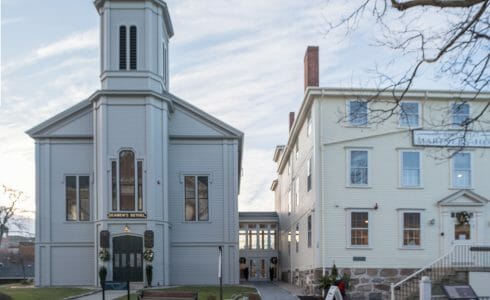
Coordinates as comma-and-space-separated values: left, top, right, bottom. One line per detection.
390, 243, 490, 300
392, 245, 456, 289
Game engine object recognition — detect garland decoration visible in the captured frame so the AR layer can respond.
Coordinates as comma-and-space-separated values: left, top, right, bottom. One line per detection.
456, 211, 471, 225
144, 249, 154, 262
99, 248, 110, 261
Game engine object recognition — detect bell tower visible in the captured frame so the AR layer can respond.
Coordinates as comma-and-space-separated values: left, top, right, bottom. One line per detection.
94, 0, 173, 92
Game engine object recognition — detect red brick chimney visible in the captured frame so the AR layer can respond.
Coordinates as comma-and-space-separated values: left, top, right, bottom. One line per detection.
304, 46, 319, 91
289, 112, 295, 131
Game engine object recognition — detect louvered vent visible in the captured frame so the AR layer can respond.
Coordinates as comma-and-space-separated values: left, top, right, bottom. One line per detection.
129, 26, 137, 70
119, 26, 127, 70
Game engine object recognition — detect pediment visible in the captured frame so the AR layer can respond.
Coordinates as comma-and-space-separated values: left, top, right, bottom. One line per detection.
26, 99, 93, 138
437, 190, 489, 207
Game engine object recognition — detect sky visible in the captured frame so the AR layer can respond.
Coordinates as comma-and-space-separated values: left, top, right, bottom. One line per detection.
0, 0, 456, 235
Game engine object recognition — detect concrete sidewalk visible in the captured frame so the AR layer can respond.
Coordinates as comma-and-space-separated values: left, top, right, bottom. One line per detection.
252, 281, 300, 300
71, 290, 128, 300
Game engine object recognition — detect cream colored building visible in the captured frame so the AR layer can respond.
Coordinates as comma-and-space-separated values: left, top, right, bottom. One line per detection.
272, 46, 490, 299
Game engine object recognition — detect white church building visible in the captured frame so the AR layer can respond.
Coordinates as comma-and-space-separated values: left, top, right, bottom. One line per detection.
27, 0, 243, 286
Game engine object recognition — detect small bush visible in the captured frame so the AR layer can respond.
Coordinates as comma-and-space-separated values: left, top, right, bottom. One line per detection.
207, 294, 217, 300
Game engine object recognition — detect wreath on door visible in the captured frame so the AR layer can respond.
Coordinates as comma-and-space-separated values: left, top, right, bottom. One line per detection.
270, 257, 278, 264
455, 211, 471, 225
239, 257, 246, 264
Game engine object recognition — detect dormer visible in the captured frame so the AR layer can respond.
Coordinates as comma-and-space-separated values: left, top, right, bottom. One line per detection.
94, 0, 174, 92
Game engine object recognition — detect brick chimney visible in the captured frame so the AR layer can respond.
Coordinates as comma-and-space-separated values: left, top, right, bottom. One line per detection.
289, 112, 295, 131
304, 46, 319, 91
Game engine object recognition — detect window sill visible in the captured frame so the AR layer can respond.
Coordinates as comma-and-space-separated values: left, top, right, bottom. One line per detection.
399, 247, 424, 250
449, 186, 473, 190
343, 124, 370, 128
346, 246, 372, 250
397, 125, 422, 130
63, 221, 92, 224
346, 185, 371, 189
398, 186, 424, 190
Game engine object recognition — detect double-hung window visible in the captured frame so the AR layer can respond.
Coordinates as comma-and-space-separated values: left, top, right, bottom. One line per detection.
402, 212, 421, 247
307, 158, 312, 191
111, 150, 144, 211
348, 100, 368, 126
349, 150, 368, 185
452, 103, 470, 127
66, 175, 90, 221
287, 190, 292, 215
307, 215, 312, 248
399, 102, 420, 127
401, 151, 421, 187
452, 153, 471, 188
350, 211, 369, 247
184, 175, 209, 221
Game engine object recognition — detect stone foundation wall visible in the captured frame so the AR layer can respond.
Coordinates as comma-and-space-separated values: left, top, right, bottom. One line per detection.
286, 267, 418, 300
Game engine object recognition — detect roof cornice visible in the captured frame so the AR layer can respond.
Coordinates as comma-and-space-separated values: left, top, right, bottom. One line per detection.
276, 87, 490, 173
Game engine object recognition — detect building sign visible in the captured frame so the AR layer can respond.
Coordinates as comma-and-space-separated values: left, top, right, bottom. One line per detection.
442, 285, 478, 299
413, 130, 490, 148
107, 212, 147, 218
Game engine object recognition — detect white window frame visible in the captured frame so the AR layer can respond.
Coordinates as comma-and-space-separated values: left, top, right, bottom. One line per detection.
399, 101, 420, 128
64, 174, 91, 222
346, 210, 371, 248
451, 102, 470, 127
183, 174, 210, 222
287, 190, 292, 215
347, 100, 368, 126
346, 148, 371, 187
398, 210, 424, 249
295, 223, 300, 253
307, 158, 312, 192
451, 152, 472, 189
307, 114, 312, 137
399, 150, 423, 188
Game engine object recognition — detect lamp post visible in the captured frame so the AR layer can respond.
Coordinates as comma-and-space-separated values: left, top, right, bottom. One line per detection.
218, 246, 223, 300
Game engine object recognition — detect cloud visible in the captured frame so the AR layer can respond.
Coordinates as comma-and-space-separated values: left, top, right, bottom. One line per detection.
2, 28, 98, 74
35, 28, 98, 59
1, 17, 24, 26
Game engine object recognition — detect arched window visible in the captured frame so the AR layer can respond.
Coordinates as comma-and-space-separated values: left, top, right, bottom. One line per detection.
119, 26, 127, 70
129, 26, 137, 70
111, 150, 143, 211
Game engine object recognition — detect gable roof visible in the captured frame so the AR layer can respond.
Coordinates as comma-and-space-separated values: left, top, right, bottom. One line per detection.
437, 190, 489, 207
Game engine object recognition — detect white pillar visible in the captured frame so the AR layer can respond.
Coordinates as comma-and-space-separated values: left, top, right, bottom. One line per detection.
419, 276, 432, 300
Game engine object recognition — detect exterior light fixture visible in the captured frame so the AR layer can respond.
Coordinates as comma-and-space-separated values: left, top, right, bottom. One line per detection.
123, 224, 130, 233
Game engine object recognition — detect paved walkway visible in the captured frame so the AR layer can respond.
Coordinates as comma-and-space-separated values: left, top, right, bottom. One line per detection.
72, 290, 128, 300
252, 281, 300, 300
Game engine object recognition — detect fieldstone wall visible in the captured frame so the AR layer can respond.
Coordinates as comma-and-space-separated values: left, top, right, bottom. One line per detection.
287, 267, 418, 300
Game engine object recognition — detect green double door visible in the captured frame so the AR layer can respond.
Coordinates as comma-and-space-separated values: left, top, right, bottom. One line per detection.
113, 235, 143, 282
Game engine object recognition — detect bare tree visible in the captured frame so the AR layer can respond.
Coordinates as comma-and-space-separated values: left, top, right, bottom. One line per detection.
0, 185, 27, 247
327, 0, 490, 132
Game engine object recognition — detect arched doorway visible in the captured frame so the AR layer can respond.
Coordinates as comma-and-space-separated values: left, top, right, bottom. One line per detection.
113, 235, 143, 282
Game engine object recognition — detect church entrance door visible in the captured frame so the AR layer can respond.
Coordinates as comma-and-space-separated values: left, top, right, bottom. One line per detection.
113, 235, 143, 282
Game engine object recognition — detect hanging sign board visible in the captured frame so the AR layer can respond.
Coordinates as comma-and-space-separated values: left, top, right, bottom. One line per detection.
107, 212, 147, 218
413, 130, 490, 148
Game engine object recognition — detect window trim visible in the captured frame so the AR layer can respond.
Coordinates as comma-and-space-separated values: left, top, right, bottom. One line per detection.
307, 158, 312, 192
346, 148, 371, 187
65, 174, 91, 222
399, 150, 423, 188
307, 215, 312, 248
346, 210, 371, 248
398, 210, 424, 249
182, 174, 211, 222
306, 114, 312, 137
450, 152, 473, 189
346, 100, 368, 127
398, 101, 421, 128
